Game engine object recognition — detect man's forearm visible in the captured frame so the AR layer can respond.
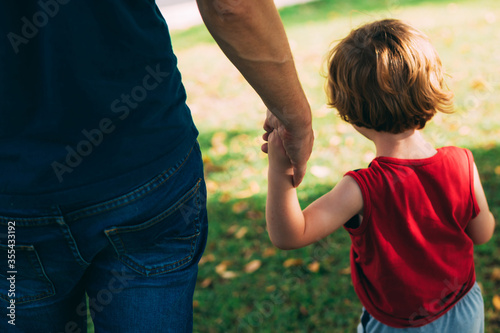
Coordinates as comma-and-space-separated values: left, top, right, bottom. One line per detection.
196, 0, 312, 131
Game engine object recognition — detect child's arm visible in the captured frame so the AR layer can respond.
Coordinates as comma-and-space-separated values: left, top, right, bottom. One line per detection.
465, 163, 495, 245
266, 131, 363, 250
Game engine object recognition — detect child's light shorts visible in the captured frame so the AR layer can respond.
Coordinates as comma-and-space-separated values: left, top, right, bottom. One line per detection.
357, 281, 484, 333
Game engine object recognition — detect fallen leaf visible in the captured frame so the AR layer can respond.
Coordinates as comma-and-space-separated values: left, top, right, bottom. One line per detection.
263, 247, 276, 258
493, 295, 500, 311
244, 260, 262, 274
235, 227, 248, 239
205, 180, 219, 194
246, 210, 264, 220
300, 305, 309, 316
215, 261, 231, 275
220, 271, 239, 279
495, 166, 500, 176
232, 201, 249, 214
201, 278, 212, 288
491, 267, 500, 281
308, 261, 320, 273
283, 258, 304, 268
226, 225, 238, 236
199, 253, 215, 266
340, 267, 351, 275
219, 193, 231, 203
266, 285, 276, 293
193, 300, 200, 308
255, 226, 265, 234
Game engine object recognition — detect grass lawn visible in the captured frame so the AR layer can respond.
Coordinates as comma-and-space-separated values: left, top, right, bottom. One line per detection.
81, 1, 500, 332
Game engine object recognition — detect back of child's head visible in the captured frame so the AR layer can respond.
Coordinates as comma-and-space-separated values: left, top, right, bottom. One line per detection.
327, 19, 453, 134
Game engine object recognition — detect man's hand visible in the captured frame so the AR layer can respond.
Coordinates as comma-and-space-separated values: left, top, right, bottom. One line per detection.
197, 0, 314, 186
262, 110, 314, 187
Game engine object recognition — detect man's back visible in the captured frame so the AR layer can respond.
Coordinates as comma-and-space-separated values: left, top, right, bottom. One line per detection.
0, 0, 198, 206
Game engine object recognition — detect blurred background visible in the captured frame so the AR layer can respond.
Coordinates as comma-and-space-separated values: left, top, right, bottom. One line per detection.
166, 0, 500, 332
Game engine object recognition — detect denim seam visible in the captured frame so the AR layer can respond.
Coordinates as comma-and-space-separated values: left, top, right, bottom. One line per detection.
0, 245, 55, 304
0, 216, 62, 226
119, 234, 198, 277
105, 179, 201, 236
65, 145, 195, 222
104, 179, 202, 276
56, 219, 91, 267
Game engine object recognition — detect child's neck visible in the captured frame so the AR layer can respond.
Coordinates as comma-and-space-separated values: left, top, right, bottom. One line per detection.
372, 129, 437, 160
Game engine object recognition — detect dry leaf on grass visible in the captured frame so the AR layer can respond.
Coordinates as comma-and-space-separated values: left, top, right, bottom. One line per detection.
215, 261, 231, 275
226, 225, 238, 236
220, 271, 239, 279
235, 227, 248, 239
493, 295, 500, 311
244, 260, 262, 274
266, 285, 276, 293
199, 253, 215, 266
300, 305, 309, 316
232, 201, 249, 214
201, 278, 212, 288
491, 267, 500, 281
283, 258, 304, 268
308, 261, 320, 273
263, 247, 276, 258
340, 267, 351, 275
246, 210, 264, 220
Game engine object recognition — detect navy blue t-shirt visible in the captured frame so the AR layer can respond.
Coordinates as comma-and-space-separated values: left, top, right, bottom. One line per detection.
0, 1, 198, 207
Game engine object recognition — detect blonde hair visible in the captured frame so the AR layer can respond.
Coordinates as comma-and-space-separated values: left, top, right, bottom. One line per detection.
327, 19, 453, 134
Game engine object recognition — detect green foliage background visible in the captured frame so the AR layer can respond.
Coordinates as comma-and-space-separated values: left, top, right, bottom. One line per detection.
170, 0, 500, 332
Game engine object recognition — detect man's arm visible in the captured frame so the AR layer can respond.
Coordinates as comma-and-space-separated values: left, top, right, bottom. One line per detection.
196, 0, 314, 186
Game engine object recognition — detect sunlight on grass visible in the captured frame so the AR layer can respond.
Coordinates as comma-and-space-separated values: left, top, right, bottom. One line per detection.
168, 1, 500, 332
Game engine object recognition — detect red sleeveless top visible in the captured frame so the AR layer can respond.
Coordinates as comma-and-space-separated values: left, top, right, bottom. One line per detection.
344, 146, 479, 328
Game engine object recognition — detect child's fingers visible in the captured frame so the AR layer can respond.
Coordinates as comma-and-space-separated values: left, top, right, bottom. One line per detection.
261, 142, 269, 154
269, 131, 288, 158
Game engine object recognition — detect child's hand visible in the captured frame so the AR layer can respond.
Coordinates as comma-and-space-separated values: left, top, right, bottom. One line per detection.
268, 130, 294, 176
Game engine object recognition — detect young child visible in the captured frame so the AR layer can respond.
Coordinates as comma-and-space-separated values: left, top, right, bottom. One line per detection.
265, 19, 495, 332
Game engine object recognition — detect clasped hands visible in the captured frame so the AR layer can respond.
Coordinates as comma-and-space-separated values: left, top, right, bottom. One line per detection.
261, 109, 314, 187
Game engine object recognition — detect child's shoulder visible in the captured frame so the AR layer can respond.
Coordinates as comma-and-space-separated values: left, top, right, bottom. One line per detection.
438, 146, 474, 161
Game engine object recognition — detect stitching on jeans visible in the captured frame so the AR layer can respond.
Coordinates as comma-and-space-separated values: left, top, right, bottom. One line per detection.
66, 145, 195, 221
120, 232, 198, 275
56, 221, 91, 267
108, 180, 200, 257
118, 232, 198, 276
0, 245, 55, 304
105, 180, 203, 276
106, 179, 201, 235
0, 216, 61, 226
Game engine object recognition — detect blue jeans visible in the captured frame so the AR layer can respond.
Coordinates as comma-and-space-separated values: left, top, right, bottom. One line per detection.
357, 281, 484, 333
0, 143, 208, 332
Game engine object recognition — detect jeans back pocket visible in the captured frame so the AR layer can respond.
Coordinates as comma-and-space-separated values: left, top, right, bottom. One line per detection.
105, 179, 203, 277
0, 243, 55, 305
